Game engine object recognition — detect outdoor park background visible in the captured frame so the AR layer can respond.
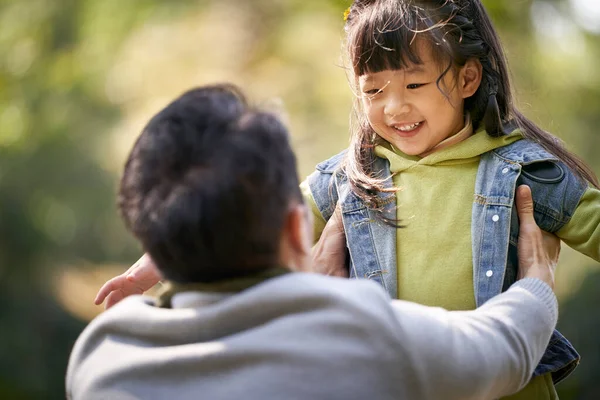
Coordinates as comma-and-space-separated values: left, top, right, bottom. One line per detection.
1, 0, 600, 398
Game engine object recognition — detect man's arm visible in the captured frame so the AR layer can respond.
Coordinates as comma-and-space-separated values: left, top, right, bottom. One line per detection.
388, 278, 556, 399
385, 185, 559, 399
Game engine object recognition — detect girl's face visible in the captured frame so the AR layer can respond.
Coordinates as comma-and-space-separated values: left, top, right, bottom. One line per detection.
358, 42, 480, 156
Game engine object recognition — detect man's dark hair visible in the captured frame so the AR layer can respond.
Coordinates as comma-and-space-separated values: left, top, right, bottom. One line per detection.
118, 84, 303, 283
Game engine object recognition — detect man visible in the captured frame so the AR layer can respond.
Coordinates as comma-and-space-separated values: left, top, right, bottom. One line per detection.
67, 84, 560, 400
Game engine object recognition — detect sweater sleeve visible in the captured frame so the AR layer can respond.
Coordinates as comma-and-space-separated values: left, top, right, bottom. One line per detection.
299, 178, 327, 243
556, 186, 600, 262
388, 278, 557, 400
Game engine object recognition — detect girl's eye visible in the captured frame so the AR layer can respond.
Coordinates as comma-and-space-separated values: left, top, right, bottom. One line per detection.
364, 89, 382, 96
407, 83, 425, 90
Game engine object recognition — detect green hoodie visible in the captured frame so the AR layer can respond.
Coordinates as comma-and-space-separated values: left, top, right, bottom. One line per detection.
373, 127, 522, 310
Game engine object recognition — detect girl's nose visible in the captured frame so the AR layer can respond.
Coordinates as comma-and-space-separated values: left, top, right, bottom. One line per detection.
384, 95, 410, 118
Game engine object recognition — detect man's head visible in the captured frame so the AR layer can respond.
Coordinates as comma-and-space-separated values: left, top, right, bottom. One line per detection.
119, 84, 312, 283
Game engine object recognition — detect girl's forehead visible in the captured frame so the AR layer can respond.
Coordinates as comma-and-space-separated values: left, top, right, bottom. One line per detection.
358, 38, 443, 76
358, 59, 437, 82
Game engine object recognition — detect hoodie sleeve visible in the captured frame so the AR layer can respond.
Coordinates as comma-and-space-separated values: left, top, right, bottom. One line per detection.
557, 186, 600, 262
300, 178, 327, 243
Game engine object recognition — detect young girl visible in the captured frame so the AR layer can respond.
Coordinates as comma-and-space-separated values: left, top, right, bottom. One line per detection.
96, 1, 600, 398
304, 1, 599, 398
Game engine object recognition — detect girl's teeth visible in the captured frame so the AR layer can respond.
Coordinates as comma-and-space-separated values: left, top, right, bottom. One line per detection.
396, 122, 421, 132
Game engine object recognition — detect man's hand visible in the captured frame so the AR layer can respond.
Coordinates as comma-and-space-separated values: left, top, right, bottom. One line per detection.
516, 185, 560, 289
311, 205, 349, 277
94, 254, 163, 309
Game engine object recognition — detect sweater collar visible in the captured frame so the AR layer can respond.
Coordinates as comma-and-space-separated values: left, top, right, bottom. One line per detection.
155, 267, 291, 308
418, 113, 474, 158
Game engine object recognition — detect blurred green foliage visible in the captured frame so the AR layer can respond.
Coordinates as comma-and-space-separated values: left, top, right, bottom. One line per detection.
0, 0, 598, 398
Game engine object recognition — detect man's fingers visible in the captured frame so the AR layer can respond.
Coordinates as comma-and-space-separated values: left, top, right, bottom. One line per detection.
331, 203, 342, 221
515, 184, 559, 288
516, 185, 536, 225
542, 230, 561, 264
328, 204, 344, 234
311, 202, 348, 277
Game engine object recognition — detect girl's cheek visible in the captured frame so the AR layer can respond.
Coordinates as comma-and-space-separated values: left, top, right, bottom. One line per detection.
369, 121, 385, 135
366, 113, 379, 128
360, 97, 372, 111
362, 106, 375, 122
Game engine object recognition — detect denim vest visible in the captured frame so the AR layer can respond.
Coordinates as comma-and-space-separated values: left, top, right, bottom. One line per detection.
307, 139, 587, 384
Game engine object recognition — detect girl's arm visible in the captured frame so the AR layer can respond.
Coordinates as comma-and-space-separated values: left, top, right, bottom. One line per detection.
556, 186, 600, 262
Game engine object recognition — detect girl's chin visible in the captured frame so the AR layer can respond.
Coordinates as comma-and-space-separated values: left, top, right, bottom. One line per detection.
405, 149, 426, 156
390, 143, 427, 156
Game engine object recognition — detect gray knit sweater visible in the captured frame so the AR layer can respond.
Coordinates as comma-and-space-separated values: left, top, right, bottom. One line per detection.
66, 274, 557, 400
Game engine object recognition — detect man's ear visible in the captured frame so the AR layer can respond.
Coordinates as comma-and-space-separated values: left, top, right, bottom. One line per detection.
460, 59, 483, 98
286, 204, 313, 256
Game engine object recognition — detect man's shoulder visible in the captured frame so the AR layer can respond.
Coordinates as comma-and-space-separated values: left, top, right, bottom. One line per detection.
255, 273, 393, 316
69, 295, 155, 352
260, 273, 389, 299
66, 295, 155, 391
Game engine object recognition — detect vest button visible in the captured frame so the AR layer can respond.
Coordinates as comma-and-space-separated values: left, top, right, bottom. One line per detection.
502, 167, 509, 174
492, 215, 499, 222
486, 270, 493, 277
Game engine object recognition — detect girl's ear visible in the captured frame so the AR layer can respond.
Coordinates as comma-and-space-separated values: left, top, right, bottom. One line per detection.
460, 59, 483, 98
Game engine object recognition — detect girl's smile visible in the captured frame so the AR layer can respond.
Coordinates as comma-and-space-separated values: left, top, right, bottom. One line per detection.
390, 121, 424, 137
